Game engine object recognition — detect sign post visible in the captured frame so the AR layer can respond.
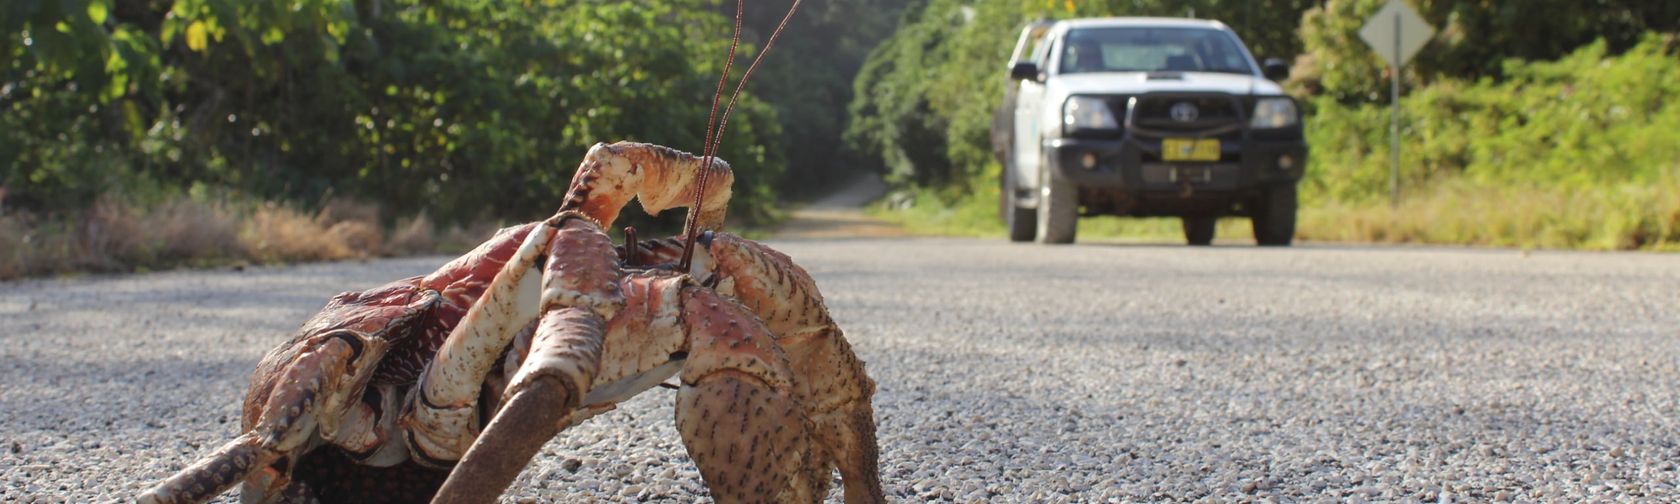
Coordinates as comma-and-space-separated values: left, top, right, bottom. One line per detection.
1359, 0, 1434, 208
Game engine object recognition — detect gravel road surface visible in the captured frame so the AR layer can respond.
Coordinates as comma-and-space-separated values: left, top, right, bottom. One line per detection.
3, 239, 1678, 502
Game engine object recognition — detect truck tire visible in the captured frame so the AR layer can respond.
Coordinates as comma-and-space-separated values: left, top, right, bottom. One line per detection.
1182, 216, 1216, 246
1252, 184, 1298, 246
1035, 164, 1077, 244
1004, 165, 1036, 242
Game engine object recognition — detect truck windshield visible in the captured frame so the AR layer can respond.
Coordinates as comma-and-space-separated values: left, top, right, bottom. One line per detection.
1058, 27, 1255, 75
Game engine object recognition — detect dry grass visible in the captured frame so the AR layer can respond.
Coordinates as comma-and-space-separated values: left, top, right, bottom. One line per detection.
1299, 174, 1680, 251
0, 214, 32, 279
0, 196, 245, 276
145, 198, 246, 261
0, 193, 493, 280
242, 201, 380, 263
385, 213, 439, 256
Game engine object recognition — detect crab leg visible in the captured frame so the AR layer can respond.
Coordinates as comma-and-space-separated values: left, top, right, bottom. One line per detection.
405, 221, 554, 464
432, 307, 606, 504
438, 265, 831, 503
408, 217, 624, 464
137, 434, 268, 504
143, 335, 362, 504
696, 232, 885, 504
619, 231, 885, 502
140, 281, 440, 504
675, 286, 820, 503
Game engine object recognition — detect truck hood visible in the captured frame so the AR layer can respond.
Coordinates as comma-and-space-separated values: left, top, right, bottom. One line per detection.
1049, 71, 1284, 97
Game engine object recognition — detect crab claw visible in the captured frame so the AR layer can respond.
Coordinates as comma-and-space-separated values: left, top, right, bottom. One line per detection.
558, 141, 734, 231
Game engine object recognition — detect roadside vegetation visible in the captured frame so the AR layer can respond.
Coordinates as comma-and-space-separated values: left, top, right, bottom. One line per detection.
0, 189, 503, 278
1, 0, 901, 279
853, 0, 1679, 250
6, 1, 1676, 281
1301, 37, 1680, 250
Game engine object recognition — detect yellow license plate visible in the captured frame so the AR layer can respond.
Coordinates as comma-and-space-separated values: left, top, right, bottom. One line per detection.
1162, 138, 1220, 161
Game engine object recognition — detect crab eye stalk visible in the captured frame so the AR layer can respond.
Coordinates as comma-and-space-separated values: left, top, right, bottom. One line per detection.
623, 226, 638, 267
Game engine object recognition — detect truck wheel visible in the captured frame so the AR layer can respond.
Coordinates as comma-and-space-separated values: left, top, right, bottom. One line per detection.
1035, 165, 1077, 244
1182, 217, 1216, 246
1004, 160, 1036, 242
1252, 184, 1298, 246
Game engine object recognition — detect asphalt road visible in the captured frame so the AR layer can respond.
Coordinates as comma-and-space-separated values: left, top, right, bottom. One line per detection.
2, 237, 1678, 502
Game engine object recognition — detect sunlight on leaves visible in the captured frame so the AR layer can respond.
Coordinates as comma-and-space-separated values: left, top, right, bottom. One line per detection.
185, 21, 208, 52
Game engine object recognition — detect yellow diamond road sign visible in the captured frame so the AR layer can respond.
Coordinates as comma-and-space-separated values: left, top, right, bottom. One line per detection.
1359, 0, 1435, 68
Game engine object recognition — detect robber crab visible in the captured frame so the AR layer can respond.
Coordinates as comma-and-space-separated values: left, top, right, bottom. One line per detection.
137, 142, 883, 503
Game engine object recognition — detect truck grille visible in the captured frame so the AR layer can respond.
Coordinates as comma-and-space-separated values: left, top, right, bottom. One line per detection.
1129, 95, 1244, 135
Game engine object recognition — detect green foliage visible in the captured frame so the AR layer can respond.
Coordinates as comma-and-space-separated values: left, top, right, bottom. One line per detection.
1298, 35, 1680, 249
730, 0, 904, 199
846, 0, 962, 187
1304, 36, 1680, 203
2, 0, 800, 227
1293, 0, 1680, 102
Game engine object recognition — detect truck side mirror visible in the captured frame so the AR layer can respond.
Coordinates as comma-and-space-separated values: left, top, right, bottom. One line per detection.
1262, 58, 1290, 81
1009, 62, 1041, 81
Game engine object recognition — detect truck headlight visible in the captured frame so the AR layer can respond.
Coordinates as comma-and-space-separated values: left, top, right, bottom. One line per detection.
1250, 97, 1299, 128
1063, 96, 1118, 134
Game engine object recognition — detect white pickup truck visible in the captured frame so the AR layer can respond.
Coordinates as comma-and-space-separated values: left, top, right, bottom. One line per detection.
992, 18, 1307, 245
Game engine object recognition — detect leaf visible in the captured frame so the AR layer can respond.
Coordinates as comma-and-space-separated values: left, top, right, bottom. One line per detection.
261, 26, 284, 45
186, 21, 208, 52
87, 0, 109, 25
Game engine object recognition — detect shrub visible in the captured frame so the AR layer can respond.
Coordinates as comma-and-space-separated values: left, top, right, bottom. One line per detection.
1300, 36, 1680, 249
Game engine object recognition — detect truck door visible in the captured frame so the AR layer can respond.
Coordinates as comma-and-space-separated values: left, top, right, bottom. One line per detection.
1012, 27, 1053, 196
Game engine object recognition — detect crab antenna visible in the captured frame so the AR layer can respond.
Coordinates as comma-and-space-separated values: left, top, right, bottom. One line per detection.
679, 0, 805, 272
679, 0, 747, 272
708, 0, 803, 160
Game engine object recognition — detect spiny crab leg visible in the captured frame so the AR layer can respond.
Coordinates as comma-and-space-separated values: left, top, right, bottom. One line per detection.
138, 434, 267, 503
141, 285, 440, 504
404, 220, 556, 464
434, 269, 686, 502
435, 269, 825, 503
700, 233, 884, 504
407, 216, 623, 464
433, 307, 605, 503
620, 231, 886, 503
673, 284, 819, 503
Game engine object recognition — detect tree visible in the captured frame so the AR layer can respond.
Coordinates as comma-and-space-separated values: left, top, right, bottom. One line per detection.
725, 0, 905, 198
1293, 0, 1680, 103
2, 0, 791, 226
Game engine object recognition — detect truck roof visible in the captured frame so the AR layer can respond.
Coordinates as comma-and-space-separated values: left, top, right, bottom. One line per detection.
1055, 17, 1230, 31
